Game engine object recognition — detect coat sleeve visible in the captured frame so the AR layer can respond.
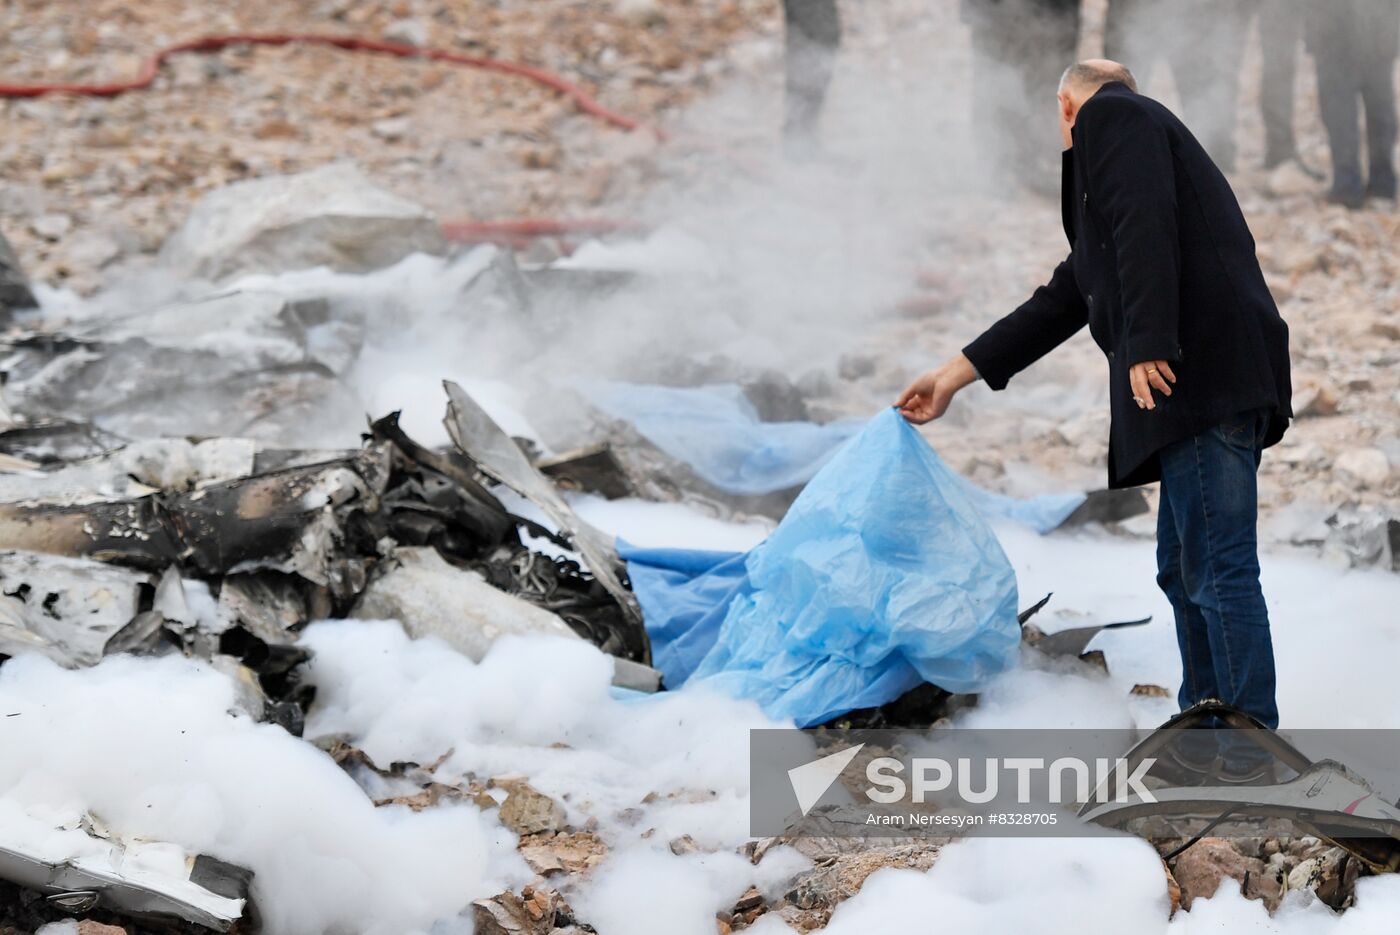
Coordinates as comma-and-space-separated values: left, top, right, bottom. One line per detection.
1078, 95, 1182, 365
961, 254, 1088, 390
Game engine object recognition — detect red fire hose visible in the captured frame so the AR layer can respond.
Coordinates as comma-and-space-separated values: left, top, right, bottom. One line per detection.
0, 33, 663, 245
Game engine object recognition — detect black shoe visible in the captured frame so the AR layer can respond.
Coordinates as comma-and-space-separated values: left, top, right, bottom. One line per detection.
1327, 186, 1366, 210
1367, 171, 1397, 203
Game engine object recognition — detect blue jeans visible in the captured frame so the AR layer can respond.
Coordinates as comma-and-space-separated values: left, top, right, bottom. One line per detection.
1156, 409, 1279, 731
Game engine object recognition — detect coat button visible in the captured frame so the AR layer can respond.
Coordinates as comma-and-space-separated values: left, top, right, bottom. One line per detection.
1086, 293, 1094, 307
1108, 351, 1115, 360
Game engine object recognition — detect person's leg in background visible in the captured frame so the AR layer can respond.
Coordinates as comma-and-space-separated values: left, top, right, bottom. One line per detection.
1259, 0, 1303, 169
962, 0, 1080, 195
1014, 0, 1082, 188
1170, 0, 1251, 171
1102, 0, 1145, 66
1156, 410, 1280, 743
963, 0, 1023, 193
782, 0, 842, 157
1358, 0, 1399, 201
1308, 2, 1367, 207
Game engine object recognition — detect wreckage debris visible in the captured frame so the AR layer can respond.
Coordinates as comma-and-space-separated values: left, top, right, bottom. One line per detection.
0, 809, 251, 932
537, 443, 634, 500
352, 546, 657, 692
1021, 615, 1153, 660
158, 162, 447, 283
0, 384, 652, 681
1083, 702, 1400, 880
0, 381, 668, 930
0, 231, 39, 326
442, 380, 646, 638
0, 290, 361, 442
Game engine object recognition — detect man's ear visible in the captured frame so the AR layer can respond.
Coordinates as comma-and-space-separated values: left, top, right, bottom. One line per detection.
1058, 91, 1075, 125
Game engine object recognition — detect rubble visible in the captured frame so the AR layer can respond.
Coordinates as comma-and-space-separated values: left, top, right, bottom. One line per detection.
496, 782, 569, 837
354, 546, 582, 653
1083, 702, 1400, 878
1021, 615, 1152, 659
1291, 382, 1342, 418
157, 162, 447, 282
1286, 846, 1361, 910
351, 546, 658, 690
0, 552, 155, 665
757, 839, 944, 930
0, 808, 250, 932
1334, 448, 1392, 489
536, 443, 635, 500
443, 380, 645, 638
0, 290, 361, 441
0, 382, 658, 775
1168, 837, 1283, 911
0, 231, 38, 324
518, 832, 608, 877
471, 885, 574, 935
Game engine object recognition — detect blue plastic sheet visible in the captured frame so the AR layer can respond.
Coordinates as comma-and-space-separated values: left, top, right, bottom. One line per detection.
953, 477, 1086, 535
621, 408, 1021, 726
589, 381, 1086, 532
587, 382, 862, 496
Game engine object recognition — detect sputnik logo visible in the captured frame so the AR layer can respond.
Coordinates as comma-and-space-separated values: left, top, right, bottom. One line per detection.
788, 743, 865, 816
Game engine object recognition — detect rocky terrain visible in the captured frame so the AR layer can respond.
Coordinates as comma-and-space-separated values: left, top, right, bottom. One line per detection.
0, 0, 771, 292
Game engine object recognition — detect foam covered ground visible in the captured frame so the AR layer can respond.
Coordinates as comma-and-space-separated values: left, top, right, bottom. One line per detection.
3, 494, 1399, 933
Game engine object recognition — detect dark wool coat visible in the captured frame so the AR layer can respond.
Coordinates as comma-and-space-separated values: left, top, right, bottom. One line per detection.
963, 82, 1292, 488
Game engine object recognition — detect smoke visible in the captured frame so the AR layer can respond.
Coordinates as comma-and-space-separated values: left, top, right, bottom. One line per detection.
16, 0, 1088, 452
18, 0, 1310, 458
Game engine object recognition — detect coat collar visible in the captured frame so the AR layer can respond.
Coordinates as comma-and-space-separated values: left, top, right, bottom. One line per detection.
1070, 81, 1135, 147
1092, 80, 1134, 99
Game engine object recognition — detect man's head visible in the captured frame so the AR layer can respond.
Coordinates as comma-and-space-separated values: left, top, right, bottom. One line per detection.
1057, 59, 1138, 148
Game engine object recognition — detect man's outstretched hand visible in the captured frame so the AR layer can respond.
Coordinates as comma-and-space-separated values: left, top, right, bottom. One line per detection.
1129, 359, 1177, 411
895, 354, 979, 424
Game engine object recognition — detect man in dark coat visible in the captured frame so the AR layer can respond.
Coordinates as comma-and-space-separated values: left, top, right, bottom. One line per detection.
895, 62, 1292, 757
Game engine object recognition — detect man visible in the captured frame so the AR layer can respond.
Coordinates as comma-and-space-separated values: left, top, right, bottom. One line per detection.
895, 62, 1292, 766
962, 0, 1082, 192
782, 0, 841, 157
1306, 0, 1399, 207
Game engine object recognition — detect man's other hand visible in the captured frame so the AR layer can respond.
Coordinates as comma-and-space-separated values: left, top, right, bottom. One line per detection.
895, 354, 978, 424
1129, 359, 1177, 411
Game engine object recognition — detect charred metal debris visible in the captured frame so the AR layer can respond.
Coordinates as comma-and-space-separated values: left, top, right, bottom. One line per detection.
0, 380, 655, 719
0, 370, 661, 931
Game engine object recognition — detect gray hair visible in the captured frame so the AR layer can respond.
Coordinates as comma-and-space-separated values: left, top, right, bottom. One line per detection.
1059, 61, 1138, 94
